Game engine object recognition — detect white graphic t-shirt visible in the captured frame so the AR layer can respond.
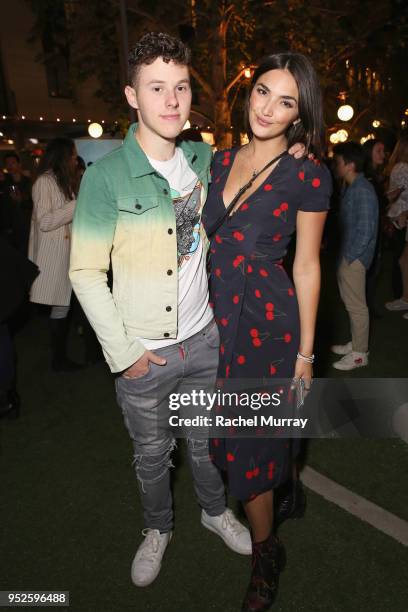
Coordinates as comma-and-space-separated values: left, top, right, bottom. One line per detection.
139, 146, 213, 350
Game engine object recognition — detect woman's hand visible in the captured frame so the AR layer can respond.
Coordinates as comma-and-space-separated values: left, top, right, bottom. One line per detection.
293, 358, 313, 391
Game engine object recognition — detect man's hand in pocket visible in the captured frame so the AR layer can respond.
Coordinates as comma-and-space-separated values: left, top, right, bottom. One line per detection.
122, 350, 167, 379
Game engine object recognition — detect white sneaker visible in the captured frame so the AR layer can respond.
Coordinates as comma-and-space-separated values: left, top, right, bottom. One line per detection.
385, 298, 408, 311
332, 351, 368, 371
330, 341, 352, 355
131, 529, 172, 587
201, 508, 252, 555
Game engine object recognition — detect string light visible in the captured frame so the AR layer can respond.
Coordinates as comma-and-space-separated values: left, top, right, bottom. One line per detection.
72, 118, 76, 122
39, 116, 43, 121
372, 120, 381, 128
21, 115, 26, 120
56, 118, 60, 122
337, 104, 354, 121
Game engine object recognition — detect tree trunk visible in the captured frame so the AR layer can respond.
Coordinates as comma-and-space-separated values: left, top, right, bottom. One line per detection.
211, 8, 232, 149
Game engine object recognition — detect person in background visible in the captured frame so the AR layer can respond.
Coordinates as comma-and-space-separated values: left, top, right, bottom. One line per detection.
3, 152, 33, 253
28, 137, 81, 372
331, 142, 379, 370
384, 134, 408, 318
362, 139, 387, 317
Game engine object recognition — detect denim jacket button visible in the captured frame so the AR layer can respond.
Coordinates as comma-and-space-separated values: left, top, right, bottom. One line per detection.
135, 203, 142, 210
167, 269, 173, 275
163, 188, 169, 195
166, 306, 172, 312
168, 228, 173, 235
164, 332, 170, 338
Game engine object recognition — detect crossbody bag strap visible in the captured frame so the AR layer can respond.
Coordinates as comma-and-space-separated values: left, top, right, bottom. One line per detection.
206, 149, 288, 238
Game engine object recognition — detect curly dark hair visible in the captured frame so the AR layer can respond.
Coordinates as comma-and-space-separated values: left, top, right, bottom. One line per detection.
128, 32, 191, 86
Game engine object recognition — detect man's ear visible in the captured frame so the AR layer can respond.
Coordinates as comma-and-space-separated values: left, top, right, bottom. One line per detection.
125, 85, 138, 110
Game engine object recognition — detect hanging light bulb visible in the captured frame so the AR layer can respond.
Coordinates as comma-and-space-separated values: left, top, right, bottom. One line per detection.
244, 68, 251, 78
337, 105, 354, 121
88, 122, 103, 138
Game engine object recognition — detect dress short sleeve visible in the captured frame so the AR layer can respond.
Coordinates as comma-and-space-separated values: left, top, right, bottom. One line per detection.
297, 158, 332, 212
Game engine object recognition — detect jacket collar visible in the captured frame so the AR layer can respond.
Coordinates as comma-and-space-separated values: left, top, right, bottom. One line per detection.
123, 123, 205, 180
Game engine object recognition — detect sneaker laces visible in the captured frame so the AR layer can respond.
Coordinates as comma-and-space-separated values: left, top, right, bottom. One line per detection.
222, 509, 245, 537
139, 529, 160, 563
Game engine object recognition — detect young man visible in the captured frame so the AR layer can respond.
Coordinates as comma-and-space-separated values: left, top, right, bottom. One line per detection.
331, 141, 379, 370
69, 32, 252, 588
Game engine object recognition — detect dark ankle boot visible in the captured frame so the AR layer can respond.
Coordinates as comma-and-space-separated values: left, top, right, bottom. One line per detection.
275, 479, 306, 528
241, 533, 286, 612
49, 318, 82, 372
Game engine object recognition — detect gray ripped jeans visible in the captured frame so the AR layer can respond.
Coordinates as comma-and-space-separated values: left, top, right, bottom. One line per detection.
115, 319, 226, 533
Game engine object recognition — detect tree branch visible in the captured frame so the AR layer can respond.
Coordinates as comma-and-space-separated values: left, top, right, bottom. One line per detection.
190, 66, 215, 100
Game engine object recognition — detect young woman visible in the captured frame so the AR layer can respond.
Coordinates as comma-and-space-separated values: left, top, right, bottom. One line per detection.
203, 53, 332, 611
28, 137, 81, 371
384, 134, 408, 317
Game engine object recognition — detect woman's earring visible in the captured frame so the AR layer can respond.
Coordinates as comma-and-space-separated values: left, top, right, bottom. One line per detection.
293, 118, 301, 126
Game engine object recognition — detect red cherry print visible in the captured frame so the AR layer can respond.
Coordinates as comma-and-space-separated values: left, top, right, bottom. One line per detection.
213, 438, 219, 447
250, 328, 259, 338
211, 248, 216, 254
215, 268, 221, 276
312, 177, 321, 188
253, 338, 262, 347
280, 202, 289, 211
267, 461, 276, 479
260, 269, 268, 277
237, 355, 246, 365
224, 150, 231, 157
266, 311, 274, 321
273, 233, 282, 242
215, 234, 223, 244
215, 177, 221, 184
226, 365, 230, 378
255, 289, 262, 298
232, 295, 239, 304
233, 255, 245, 267
233, 231, 244, 241
298, 170, 305, 181
220, 318, 228, 327
273, 209, 281, 217
226, 452, 235, 462
246, 470, 253, 480
222, 158, 230, 166
284, 333, 292, 343
247, 264, 253, 273
241, 203, 249, 211
220, 343, 225, 355
270, 365, 277, 375
265, 302, 274, 311
253, 467, 260, 477
264, 184, 273, 191
209, 302, 214, 309
288, 288, 294, 296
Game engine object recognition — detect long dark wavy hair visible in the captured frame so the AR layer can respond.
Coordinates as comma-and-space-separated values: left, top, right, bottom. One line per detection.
245, 52, 325, 157
38, 137, 77, 199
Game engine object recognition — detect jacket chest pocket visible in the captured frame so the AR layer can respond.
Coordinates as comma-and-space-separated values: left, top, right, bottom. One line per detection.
117, 195, 160, 232
117, 195, 159, 215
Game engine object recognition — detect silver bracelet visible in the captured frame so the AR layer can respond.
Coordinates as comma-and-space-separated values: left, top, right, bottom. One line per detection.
296, 351, 315, 364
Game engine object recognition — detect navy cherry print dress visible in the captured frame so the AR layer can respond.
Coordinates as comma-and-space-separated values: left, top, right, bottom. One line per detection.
202, 148, 332, 501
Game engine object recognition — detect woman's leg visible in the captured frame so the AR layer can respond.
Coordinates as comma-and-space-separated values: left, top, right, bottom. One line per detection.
399, 243, 408, 301
241, 490, 286, 611
49, 305, 81, 371
243, 490, 274, 542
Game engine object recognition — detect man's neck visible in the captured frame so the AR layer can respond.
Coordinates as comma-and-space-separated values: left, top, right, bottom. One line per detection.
345, 171, 359, 186
135, 124, 177, 162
